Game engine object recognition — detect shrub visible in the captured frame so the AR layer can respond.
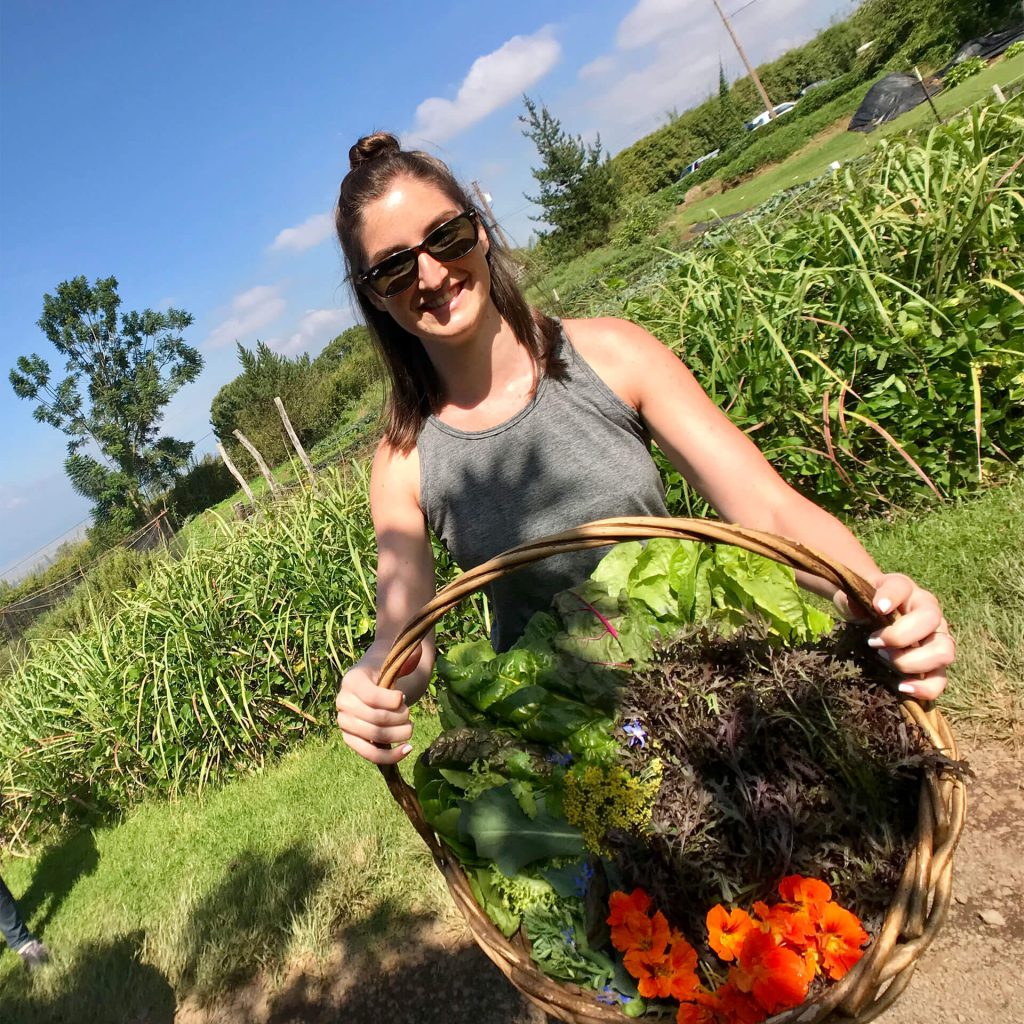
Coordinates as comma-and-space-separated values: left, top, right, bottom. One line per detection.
944, 56, 987, 90
165, 455, 237, 522
1004, 41, 1024, 61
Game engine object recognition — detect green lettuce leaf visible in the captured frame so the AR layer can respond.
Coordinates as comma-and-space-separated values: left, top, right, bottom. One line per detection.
458, 784, 586, 877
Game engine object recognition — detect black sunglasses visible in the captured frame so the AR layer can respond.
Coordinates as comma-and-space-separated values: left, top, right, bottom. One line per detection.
357, 209, 480, 298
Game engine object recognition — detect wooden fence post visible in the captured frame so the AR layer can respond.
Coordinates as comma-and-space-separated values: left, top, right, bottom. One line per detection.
274, 396, 317, 488
232, 431, 278, 494
217, 442, 256, 504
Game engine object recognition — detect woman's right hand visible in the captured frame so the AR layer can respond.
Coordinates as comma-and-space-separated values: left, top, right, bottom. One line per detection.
335, 646, 422, 765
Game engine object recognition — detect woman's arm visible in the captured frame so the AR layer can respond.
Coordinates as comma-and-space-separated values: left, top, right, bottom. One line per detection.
567, 317, 954, 699
335, 439, 437, 765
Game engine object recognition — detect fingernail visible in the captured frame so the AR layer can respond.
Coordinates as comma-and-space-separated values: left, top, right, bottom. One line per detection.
898, 682, 916, 695
867, 634, 885, 648
876, 648, 892, 662
877, 598, 893, 614
401, 744, 413, 755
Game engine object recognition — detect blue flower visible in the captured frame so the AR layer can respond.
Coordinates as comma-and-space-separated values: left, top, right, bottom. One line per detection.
597, 985, 627, 1006
561, 926, 577, 950
573, 861, 595, 898
545, 750, 573, 767
623, 719, 648, 749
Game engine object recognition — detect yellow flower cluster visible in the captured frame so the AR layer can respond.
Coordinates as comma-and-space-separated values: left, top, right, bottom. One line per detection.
563, 760, 663, 855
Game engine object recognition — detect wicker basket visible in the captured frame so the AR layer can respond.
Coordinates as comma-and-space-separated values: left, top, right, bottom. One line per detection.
375, 517, 967, 1024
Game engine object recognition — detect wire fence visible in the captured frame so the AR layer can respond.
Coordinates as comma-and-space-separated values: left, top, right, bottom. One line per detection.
0, 512, 173, 643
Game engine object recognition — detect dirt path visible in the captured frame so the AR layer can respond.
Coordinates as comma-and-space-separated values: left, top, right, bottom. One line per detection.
180, 739, 1023, 1024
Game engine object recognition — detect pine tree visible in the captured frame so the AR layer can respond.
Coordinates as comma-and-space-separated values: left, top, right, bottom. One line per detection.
716, 63, 746, 148
519, 97, 619, 254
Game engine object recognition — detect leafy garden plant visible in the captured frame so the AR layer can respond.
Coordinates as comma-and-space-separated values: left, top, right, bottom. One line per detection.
943, 56, 986, 90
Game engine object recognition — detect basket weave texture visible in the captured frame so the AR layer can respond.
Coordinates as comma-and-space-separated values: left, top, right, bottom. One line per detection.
375, 517, 967, 1024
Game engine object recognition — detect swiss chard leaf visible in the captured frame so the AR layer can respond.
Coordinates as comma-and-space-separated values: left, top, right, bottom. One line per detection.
458, 784, 586, 877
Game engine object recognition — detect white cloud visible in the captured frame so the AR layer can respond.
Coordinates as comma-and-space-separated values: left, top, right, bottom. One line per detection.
3, 495, 27, 512
405, 27, 561, 145
581, 0, 831, 150
270, 212, 335, 253
204, 285, 287, 350
267, 307, 355, 357
579, 55, 617, 80
616, 0, 706, 50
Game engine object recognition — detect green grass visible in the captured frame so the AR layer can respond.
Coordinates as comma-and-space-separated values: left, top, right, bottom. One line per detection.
859, 477, 1024, 737
674, 50, 1024, 231
0, 719, 451, 1022
2, 479, 1021, 1019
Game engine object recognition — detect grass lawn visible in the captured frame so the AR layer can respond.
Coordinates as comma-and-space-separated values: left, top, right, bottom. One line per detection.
2, 478, 1021, 1019
672, 50, 1024, 231
0, 715, 449, 1022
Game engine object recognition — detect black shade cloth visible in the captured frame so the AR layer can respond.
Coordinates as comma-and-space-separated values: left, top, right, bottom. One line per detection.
848, 73, 942, 132
938, 24, 1024, 75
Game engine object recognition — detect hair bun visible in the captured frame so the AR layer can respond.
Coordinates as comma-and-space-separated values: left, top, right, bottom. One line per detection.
349, 132, 401, 171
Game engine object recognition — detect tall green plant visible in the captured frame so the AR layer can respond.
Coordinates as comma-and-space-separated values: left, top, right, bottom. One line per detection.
618, 100, 1024, 516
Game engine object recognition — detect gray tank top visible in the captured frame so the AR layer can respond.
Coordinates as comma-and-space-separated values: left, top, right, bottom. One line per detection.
417, 325, 668, 651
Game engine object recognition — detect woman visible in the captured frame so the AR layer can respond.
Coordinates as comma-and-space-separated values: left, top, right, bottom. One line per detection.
334, 133, 954, 766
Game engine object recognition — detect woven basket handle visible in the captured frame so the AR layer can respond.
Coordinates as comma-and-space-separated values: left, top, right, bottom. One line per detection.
376, 515, 883, 691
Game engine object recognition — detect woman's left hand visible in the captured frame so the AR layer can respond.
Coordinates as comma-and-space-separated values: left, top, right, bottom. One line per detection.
857, 573, 954, 701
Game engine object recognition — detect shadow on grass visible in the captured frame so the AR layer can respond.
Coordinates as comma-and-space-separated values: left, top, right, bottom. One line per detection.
0, 931, 174, 1024
262, 900, 553, 1024
178, 843, 327, 1001
17, 829, 100, 938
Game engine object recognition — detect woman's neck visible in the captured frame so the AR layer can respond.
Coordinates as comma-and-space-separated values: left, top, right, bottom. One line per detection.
426, 302, 535, 415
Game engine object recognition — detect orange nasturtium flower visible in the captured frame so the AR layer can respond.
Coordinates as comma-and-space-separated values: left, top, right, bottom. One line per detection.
621, 909, 672, 970
752, 900, 816, 949
676, 998, 719, 1024
735, 930, 813, 1014
629, 935, 700, 1001
707, 904, 759, 962
704, 980, 767, 1024
816, 901, 869, 980
608, 887, 651, 926
608, 888, 656, 953
778, 875, 832, 920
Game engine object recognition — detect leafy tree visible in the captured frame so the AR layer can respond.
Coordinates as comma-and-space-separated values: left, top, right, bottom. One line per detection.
9, 276, 202, 531
519, 96, 619, 254
209, 327, 380, 472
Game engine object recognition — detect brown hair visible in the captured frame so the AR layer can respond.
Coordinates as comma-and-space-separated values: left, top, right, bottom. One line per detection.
335, 131, 564, 452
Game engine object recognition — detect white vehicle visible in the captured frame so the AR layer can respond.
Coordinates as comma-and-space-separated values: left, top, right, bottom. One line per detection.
678, 149, 721, 180
745, 101, 797, 131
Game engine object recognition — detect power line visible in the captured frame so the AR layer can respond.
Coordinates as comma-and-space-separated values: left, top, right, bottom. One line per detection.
728, 0, 760, 17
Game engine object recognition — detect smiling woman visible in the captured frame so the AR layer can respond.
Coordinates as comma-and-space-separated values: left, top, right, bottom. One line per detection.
330, 131, 955, 770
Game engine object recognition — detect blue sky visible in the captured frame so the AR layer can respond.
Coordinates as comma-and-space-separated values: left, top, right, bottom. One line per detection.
0, 0, 857, 579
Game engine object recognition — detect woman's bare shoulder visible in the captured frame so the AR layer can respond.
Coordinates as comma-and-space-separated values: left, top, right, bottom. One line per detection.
561, 317, 669, 406
370, 436, 422, 513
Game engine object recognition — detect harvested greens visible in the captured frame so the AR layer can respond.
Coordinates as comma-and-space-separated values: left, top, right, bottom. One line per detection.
414, 540, 941, 1019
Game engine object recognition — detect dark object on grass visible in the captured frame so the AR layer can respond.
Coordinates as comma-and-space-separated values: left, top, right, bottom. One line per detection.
374, 517, 968, 1024
849, 73, 943, 132
937, 25, 1024, 76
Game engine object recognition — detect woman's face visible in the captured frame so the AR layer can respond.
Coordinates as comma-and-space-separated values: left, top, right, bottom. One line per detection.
358, 175, 491, 345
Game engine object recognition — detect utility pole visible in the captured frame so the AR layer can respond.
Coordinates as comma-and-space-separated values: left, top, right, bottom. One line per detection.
471, 180, 511, 250
712, 0, 775, 119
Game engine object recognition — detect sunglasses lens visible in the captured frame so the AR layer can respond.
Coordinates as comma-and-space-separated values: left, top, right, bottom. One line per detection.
369, 256, 418, 298
425, 214, 478, 262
